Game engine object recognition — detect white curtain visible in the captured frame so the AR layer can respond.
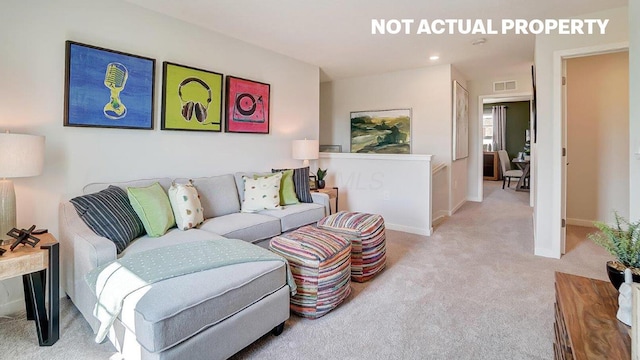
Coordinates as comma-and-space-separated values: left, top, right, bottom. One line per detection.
492, 105, 507, 151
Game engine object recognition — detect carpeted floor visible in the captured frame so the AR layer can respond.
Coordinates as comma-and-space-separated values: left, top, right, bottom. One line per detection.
0, 181, 612, 359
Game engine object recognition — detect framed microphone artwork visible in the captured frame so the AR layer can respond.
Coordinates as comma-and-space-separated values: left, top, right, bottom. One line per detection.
224, 76, 270, 134
64, 41, 155, 130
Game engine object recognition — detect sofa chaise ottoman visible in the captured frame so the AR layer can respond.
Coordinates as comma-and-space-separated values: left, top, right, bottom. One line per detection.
59, 173, 329, 360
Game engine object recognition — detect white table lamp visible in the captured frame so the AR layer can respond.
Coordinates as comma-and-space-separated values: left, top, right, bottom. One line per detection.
292, 139, 319, 167
0, 132, 45, 243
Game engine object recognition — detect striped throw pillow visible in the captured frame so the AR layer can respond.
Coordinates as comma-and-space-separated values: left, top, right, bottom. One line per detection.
70, 185, 145, 253
272, 167, 313, 203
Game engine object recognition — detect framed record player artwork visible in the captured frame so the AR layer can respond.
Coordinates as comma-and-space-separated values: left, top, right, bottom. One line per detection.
161, 62, 223, 132
64, 41, 155, 129
225, 76, 270, 134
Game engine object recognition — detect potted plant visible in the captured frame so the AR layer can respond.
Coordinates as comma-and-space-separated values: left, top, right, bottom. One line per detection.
588, 212, 640, 289
316, 168, 327, 189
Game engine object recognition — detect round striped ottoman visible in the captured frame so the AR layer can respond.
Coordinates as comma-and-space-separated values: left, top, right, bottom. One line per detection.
269, 225, 352, 319
317, 211, 387, 282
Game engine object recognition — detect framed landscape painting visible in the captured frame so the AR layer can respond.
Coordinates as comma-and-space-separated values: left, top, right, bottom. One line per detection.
453, 80, 469, 160
350, 109, 411, 154
161, 62, 223, 131
225, 76, 270, 134
64, 41, 155, 129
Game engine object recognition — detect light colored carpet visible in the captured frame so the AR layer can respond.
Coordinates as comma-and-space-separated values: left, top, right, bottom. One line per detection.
0, 181, 613, 359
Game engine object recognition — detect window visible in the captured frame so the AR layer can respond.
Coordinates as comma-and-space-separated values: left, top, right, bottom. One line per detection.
483, 114, 493, 150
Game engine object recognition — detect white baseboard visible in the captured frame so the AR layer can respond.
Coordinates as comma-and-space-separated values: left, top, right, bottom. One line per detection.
566, 218, 596, 228
467, 196, 482, 202
449, 199, 466, 216
432, 210, 448, 227
535, 247, 561, 259
386, 223, 432, 236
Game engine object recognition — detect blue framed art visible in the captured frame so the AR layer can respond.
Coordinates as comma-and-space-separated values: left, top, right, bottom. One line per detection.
64, 41, 155, 129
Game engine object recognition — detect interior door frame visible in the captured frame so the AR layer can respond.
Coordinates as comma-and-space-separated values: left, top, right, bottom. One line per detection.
476, 93, 532, 202
553, 41, 629, 257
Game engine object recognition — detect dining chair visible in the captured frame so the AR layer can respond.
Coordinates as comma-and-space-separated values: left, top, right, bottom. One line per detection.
497, 150, 523, 189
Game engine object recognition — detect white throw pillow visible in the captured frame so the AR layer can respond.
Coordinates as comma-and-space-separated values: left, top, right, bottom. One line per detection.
241, 173, 282, 212
168, 182, 205, 231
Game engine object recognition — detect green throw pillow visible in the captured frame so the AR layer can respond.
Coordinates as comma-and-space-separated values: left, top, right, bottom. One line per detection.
127, 182, 176, 237
278, 169, 300, 206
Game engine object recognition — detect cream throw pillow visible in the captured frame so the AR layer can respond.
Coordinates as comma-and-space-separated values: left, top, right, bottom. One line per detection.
168, 182, 205, 230
241, 173, 282, 212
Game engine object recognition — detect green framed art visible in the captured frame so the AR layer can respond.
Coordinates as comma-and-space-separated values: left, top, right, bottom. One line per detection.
161, 62, 223, 131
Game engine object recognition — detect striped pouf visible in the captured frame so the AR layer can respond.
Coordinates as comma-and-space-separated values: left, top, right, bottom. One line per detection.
317, 211, 387, 282
269, 226, 351, 319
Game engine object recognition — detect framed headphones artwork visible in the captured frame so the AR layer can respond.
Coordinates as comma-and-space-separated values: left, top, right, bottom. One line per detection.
225, 76, 270, 134
161, 62, 223, 132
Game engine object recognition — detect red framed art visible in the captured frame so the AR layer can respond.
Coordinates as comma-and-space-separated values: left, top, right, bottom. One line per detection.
224, 76, 270, 134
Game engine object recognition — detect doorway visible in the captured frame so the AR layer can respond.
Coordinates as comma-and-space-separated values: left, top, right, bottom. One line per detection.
478, 95, 532, 202
562, 50, 629, 254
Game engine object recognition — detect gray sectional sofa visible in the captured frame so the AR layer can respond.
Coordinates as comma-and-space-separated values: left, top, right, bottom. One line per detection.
59, 173, 330, 360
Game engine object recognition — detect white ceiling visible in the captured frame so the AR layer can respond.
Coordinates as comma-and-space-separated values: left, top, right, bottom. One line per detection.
124, 0, 627, 82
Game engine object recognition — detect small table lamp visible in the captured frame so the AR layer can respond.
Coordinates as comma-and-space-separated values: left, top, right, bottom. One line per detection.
292, 139, 319, 167
0, 132, 45, 244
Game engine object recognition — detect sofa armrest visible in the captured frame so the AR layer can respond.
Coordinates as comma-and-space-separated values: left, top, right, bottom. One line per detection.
311, 192, 330, 216
59, 201, 117, 301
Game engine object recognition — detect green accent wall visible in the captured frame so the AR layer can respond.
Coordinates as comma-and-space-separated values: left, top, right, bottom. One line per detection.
484, 101, 530, 161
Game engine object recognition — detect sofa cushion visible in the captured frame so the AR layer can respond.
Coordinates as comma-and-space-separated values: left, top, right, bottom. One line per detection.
199, 213, 281, 242
83, 178, 173, 195
241, 173, 282, 213
168, 182, 204, 230
120, 228, 226, 257
70, 186, 145, 254
120, 258, 287, 353
272, 167, 313, 203
259, 203, 325, 232
274, 169, 300, 206
127, 183, 176, 237
234, 171, 272, 203
176, 175, 241, 219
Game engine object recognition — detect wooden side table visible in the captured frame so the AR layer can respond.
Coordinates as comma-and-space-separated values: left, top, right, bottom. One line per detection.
554, 272, 630, 359
0, 233, 59, 346
313, 187, 339, 214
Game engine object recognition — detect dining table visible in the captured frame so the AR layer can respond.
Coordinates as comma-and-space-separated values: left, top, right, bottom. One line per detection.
511, 158, 530, 192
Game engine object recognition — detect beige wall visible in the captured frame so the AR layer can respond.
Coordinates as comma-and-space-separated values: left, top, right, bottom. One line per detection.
0, 0, 320, 315
533, 6, 628, 258
467, 74, 533, 202
566, 52, 629, 225
319, 65, 469, 216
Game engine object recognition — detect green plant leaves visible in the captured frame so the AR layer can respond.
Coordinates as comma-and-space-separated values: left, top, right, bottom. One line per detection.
589, 212, 640, 268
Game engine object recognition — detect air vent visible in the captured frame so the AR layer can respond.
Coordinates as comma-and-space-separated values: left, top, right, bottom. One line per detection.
493, 80, 517, 92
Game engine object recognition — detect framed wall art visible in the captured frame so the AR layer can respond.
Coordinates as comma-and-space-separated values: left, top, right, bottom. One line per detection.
225, 76, 270, 134
350, 109, 411, 154
320, 145, 342, 153
453, 80, 469, 160
309, 174, 318, 190
64, 41, 155, 129
161, 62, 223, 131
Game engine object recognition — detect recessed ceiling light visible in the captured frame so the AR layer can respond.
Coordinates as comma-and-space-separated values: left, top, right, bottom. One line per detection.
472, 38, 487, 46
429, 55, 440, 61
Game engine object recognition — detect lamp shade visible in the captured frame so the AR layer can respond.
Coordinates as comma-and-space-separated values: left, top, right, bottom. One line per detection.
0, 133, 45, 178
292, 139, 319, 161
